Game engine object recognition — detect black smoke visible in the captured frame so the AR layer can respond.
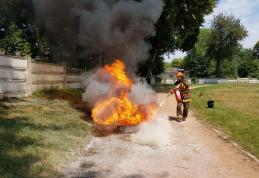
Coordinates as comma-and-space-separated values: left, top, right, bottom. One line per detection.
33, 0, 163, 68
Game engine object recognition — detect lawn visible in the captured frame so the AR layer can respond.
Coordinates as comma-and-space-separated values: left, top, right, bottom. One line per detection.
0, 89, 92, 178
191, 84, 259, 158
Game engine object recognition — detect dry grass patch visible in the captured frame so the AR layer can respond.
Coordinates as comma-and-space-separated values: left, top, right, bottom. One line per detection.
0, 89, 92, 178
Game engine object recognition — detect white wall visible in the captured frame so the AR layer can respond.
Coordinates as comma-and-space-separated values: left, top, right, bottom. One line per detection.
0, 56, 28, 97
30, 61, 65, 93
0, 55, 85, 98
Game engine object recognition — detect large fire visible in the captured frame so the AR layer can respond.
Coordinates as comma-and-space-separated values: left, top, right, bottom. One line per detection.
92, 59, 157, 126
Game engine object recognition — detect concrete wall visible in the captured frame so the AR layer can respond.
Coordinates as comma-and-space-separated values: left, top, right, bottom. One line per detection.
0, 56, 29, 97
66, 75, 82, 89
0, 55, 85, 98
30, 61, 65, 93
66, 68, 85, 89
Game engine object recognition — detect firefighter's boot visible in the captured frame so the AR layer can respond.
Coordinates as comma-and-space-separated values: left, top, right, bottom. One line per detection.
176, 115, 183, 122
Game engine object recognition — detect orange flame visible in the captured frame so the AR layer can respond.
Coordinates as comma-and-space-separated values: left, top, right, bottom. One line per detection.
92, 59, 157, 126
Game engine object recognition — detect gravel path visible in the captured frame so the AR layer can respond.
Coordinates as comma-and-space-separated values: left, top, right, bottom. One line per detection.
65, 93, 259, 178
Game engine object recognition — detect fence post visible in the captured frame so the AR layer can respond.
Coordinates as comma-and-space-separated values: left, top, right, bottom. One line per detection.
27, 56, 32, 96
63, 62, 67, 89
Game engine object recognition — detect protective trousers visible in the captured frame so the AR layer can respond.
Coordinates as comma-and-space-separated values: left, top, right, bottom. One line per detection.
176, 102, 190, 118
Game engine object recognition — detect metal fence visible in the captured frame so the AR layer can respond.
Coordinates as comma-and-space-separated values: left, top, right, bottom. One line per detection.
197, 78, 259, 84
160, 76, 259, 85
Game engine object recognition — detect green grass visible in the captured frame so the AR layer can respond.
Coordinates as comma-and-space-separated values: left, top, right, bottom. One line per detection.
191, 84, 259, 158
0, 89, 92, 178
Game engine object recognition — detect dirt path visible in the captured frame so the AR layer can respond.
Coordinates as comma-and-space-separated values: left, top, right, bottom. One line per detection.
65, 93, 259, 178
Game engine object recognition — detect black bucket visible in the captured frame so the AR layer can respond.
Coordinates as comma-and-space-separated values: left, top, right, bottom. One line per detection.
207, 100, 214, 108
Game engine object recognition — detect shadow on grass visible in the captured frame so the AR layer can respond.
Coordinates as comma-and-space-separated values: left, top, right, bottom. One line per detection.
33, 89, 93, 123
0, 116, 62, 178
0, 97, 25, 111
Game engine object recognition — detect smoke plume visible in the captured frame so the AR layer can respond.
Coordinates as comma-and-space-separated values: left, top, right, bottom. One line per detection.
33, 0, 166, 135
33, 0, 163, 67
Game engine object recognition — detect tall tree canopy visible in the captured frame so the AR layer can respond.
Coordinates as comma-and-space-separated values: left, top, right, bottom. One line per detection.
150, 0, 216, 59
206, 13, 247, 77
183, 28, 213, 77
140, 0, 216, 79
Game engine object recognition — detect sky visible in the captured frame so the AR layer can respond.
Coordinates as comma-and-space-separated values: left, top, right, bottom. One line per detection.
165, 0, 259, 62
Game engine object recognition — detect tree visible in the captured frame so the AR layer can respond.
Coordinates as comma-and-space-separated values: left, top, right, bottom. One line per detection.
238, 61, 258, 78
0, 22, 30, 56
0, 0, 50, 58
140, 0, 216, 78
183, 28, 213, 77
164, 62, 171, 70
183, 53, 213, 77
171, 58, 184, 68
253, 41, 259, 59
206, 13, 248, 77
221, 59, 239, 78
150, 0, 216, 60
237, 48, 259, 78
137, 56, 164, 84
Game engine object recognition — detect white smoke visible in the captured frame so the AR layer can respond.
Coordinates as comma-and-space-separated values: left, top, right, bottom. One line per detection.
82, 69, 113, 107
132, 114, 171, 147
82, 69, 157, 108
129, 82, 157, 105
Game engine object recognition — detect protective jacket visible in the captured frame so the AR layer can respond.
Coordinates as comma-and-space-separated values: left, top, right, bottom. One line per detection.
174, 80, 191, 103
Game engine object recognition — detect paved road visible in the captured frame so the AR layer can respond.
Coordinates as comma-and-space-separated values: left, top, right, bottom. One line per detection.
65, 93, 259, 178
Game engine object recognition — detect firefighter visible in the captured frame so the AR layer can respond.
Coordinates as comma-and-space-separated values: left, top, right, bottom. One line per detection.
170, 71, 191, 122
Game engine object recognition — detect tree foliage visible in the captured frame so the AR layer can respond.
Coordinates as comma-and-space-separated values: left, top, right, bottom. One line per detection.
206, 13, 248, 77
238, 61, 258, 78
0, 0, 50, 58
253, 41, 259, 59
140, 0, 216, 78
164, 62, 171, 70
137, 57, 164, 78
150, 0, 216, 58
238, 49, 259, 78
183, 28, 213, 77
0, 22, 30, 55
171, 58, 184, 68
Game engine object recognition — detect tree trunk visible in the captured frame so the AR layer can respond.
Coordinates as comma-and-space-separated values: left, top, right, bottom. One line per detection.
152, 48, 158, 63
216, 58, 221, 78
147, 48, 158, 84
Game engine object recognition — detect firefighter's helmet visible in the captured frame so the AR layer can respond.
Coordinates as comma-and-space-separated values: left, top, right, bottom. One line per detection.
176, 71, 184, 78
